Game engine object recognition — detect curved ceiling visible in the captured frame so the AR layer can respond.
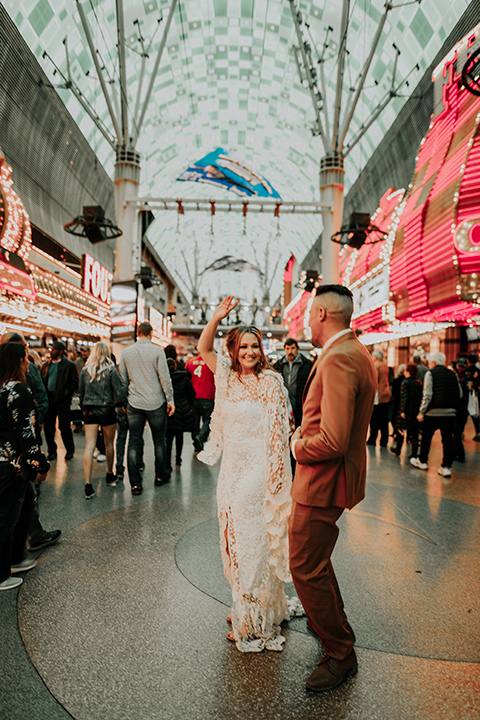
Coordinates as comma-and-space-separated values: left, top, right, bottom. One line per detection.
5, 0, 470, 304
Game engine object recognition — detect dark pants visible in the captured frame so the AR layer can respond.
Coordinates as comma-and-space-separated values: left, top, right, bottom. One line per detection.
0, 466, 35, 582
166, 428, 184, 468
289, 502, 354, 662
368, 403, 390, 446
44, 394, 75, 456
419, 415, 455, 468
127, 403, 168, 487
116, 426, 144, 476
28, 481, 48, 545
192, 398, 214, 449
393, 422, 420, 458
453, 411, 468, 462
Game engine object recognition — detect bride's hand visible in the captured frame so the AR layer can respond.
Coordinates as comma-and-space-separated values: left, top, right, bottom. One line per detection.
212, 296, 239, 322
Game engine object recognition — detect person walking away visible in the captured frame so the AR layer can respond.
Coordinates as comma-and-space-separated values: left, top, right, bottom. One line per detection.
78, 342, 127, 499
198, 298, 303, 652
40, 341, 78, 461
165, 358, 196, 469
274, 337, 311, 428
410, 352, 461, 477
367, 350, 391, 447
452, 357, 471, 463
390, 364, 423, 458
185, 351, 215, 453
413, 353, 428, 383
289, 284, 377, 692
466, 354, 480, 439
165, 343, 185, 370
119, 322, 174, 495
390, 364, 406, 445
0, 343, 50, 590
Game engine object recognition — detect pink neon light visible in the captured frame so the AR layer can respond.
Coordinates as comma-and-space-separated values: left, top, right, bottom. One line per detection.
339, 37, 480, 333
469, 225, 480, 246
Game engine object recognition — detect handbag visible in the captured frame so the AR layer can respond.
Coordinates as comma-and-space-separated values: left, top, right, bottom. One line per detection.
467, 390, 479, 418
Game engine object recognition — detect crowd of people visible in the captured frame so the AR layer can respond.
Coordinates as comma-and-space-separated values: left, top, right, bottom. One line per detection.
367, 349, 480, 477
0, 295, 479, 692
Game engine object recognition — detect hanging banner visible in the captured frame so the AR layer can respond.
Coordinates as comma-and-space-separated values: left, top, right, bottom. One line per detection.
177, 147, 281, 199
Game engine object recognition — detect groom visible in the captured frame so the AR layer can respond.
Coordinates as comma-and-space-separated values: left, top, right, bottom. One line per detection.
289, 284, 376, 692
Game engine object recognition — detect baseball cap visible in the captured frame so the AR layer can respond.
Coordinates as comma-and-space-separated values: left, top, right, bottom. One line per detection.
51, 341, 66, 351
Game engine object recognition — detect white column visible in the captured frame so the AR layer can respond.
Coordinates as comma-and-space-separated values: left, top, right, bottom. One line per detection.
319, 154, 345, 284
114, 148, 141, 280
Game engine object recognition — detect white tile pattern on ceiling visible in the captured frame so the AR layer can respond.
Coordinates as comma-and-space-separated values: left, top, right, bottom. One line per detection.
4, 0, 470, 302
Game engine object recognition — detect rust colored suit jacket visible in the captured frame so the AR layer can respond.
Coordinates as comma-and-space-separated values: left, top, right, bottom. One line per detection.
292, 331, 377, 510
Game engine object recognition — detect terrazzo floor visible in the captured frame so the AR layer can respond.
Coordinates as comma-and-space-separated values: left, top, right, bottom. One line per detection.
1, 422, 479, 720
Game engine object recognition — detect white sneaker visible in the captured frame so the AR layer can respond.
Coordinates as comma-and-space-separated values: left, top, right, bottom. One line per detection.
438, 467, 452, 477
410, 457, 428, 470
0, 576, 23, 591
11, 557, 37, 574
93, 448, 100, 458
96, 454, 106, 462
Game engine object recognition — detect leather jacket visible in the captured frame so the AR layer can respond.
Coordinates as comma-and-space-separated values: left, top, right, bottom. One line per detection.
40, 356, 79, 403
78, 365, 127, 408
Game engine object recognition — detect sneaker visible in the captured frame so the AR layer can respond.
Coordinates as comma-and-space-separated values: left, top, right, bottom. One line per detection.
139, 463, 145, 472
85, 483, 95, 499
410, 457, 428, 470
93, 448, 100, 458
0, 577, 23, 591
115, 473, 124, 483
29, 529, 62, 552
11, 557, 37, 574
96, 454, 106, 463
65, 451, 75, 461
438, 466, 452, 477
106, 472, 117, 487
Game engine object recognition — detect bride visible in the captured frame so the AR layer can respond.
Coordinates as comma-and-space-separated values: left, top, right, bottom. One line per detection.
198, 296, 302, 652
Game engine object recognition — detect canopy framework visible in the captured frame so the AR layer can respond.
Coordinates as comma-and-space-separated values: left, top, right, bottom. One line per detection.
4, 0, 472, 303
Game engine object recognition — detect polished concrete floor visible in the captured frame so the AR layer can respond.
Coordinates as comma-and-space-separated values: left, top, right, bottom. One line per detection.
1, 422, 479, 720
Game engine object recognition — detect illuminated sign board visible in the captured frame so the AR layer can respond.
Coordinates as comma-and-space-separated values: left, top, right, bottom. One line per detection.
0, 246, 36, 300
177, 147, 281, 199
150, 306, 172, 343
81, 253, 113, 304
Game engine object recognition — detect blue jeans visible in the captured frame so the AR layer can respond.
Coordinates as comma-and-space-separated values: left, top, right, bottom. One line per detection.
127, 403, 168, 487
193, 398, 214, 448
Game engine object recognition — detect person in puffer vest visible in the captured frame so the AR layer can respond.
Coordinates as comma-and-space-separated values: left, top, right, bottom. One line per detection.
410, 352, 461, 478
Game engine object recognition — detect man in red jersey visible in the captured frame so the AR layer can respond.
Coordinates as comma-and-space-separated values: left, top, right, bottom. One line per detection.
185, 352, 215, 452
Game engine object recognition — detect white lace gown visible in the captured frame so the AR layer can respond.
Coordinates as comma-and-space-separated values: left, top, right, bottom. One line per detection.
199, 355, 301, 652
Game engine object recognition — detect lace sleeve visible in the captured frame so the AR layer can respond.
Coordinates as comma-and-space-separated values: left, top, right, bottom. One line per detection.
259, 371, 293, 583
197, 354, 231, 466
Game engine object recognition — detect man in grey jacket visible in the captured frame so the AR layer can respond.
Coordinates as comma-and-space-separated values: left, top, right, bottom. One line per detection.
119, 322, 175, 495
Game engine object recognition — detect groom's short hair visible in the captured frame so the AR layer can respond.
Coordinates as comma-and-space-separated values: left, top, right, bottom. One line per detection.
314, 284, 353, 326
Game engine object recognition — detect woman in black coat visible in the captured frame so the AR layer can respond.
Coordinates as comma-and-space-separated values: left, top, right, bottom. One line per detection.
391, 364, 423, 458
166, 358, 196, 469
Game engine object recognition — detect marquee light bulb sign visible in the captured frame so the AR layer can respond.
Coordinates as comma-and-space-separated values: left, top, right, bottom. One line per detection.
81, 253, 113, 305
339, 23, 480, 331
0, 156, 32, 261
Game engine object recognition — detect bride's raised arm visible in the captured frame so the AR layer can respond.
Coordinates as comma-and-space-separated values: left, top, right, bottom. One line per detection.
197, 295, 239, 374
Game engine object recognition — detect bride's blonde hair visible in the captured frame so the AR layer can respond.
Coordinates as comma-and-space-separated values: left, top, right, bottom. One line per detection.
85, 342, 114, 381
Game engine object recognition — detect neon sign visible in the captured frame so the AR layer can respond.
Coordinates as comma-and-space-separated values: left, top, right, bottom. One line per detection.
81, 253, 113, 304
339, 25, 480, 331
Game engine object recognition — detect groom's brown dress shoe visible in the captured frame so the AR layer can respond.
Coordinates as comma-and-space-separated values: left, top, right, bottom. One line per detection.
306, 650, 358, 692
